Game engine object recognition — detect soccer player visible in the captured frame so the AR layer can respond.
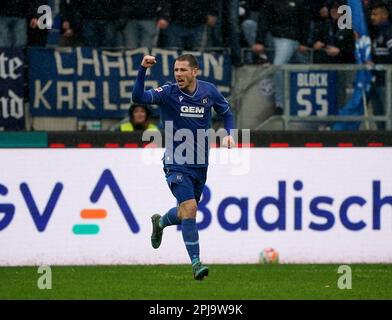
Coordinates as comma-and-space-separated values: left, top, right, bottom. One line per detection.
132, 54, 235, 280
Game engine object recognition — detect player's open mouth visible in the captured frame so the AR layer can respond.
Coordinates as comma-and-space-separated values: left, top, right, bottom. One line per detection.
177, 79, 184, 85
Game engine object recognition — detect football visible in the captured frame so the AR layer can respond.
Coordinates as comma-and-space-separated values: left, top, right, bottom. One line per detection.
259, 248, 279, 264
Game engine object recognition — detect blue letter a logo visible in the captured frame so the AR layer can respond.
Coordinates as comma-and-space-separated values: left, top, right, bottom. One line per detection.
90, 169, 140, 233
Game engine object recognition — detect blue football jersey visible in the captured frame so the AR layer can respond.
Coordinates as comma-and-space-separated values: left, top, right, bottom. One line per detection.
145, 80, 232, 167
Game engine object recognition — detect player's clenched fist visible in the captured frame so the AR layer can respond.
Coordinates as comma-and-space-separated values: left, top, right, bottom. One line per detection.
141, 55, 157, 68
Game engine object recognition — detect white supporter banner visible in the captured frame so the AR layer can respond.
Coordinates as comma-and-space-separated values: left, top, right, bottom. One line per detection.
0, 148, 392, 266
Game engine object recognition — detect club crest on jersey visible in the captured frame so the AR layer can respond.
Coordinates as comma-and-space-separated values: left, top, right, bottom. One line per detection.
154, 87, 163, 92
202, 97, 208, 105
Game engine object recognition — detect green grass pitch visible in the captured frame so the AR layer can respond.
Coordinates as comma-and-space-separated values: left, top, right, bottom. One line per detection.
0, 264, 391, 300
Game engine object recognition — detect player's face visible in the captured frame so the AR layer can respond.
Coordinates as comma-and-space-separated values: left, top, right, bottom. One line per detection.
174, 60, 198, 91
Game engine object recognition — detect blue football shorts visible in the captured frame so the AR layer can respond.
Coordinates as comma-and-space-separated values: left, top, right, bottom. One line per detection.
163, 165, 208, 204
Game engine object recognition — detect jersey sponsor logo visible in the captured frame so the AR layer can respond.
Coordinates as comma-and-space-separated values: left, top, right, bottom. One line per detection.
180, 105, 205, 118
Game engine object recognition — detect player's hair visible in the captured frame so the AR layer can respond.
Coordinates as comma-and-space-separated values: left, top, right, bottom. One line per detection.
372, 2, 390, 15
175, 54, 199, 68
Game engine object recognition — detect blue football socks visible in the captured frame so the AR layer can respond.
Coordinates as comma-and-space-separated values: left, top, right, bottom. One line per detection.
159, 207, 181, 228
181, 218, 200, 262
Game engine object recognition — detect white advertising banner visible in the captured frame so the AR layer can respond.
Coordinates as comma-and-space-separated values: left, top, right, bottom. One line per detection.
0, 148, 392, 265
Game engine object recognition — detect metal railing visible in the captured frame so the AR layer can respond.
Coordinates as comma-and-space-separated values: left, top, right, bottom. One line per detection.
240, 48, 317, 65
236, 64, 392, 131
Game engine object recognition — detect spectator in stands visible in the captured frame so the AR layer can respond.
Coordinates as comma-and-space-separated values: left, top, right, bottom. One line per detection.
306, 1, 331, 61
368, 2, 392, 129
120, 104, 158, 132
240, 0, 268, 64
75, 0, 123, 47
157, 0, 218, 50
241, 0, 263, 46
252, 0, 312, 114
117, 0, 161, 48
0, 0, 45, 47
363, 1, 392, 34
207, 0, 242, 66
28, 0, 52, 46
313, 1, 355, 64
59, 0, 83, 46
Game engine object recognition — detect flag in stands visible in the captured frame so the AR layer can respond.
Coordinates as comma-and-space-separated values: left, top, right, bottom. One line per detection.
333, 0, 373, 131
